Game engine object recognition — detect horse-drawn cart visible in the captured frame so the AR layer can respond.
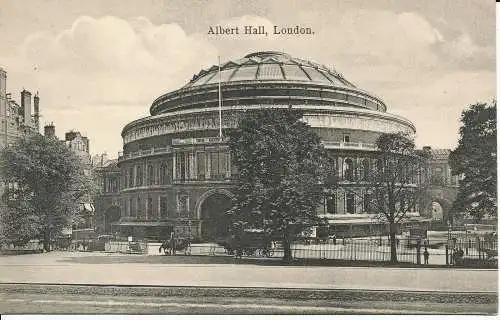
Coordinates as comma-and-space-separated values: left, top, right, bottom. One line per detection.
221, 229, 275, 258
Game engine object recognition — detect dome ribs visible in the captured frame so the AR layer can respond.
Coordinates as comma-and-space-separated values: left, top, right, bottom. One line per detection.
296, 64, 312, 81
180, 51, 360, 89
278, 63, 287, 80
221, 61, 240, 70
314, 68, 337, 85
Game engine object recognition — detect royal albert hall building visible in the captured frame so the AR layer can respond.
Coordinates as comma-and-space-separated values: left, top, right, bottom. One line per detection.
114, 51, 427, 241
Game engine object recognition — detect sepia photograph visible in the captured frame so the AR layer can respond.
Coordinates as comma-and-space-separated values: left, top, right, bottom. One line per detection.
0, 0, 497, 315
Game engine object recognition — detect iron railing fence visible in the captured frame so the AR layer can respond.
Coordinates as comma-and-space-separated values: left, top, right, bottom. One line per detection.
10, 236, 495, 267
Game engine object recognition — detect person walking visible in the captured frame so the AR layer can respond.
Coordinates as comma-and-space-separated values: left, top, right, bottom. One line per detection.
423, 247, 430, 265
169, 231, 176, 256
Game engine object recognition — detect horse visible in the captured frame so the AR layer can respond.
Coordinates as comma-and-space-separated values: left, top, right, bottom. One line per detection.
159, 237, 192, 255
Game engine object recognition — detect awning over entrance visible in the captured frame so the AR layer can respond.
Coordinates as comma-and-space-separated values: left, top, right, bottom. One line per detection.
111, 221, 172, 227
326, 217, 432, 225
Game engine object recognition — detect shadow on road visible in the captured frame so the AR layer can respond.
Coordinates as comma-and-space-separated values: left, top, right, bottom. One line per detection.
58, 254, 467, 269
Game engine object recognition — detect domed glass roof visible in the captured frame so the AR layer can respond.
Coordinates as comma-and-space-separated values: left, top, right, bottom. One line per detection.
182, 51, 357, 89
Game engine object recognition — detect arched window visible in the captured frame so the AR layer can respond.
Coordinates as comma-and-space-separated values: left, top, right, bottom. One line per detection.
136, 166, 143, 186
326, 194, 336, 214
346, 192, 355, 214
160, 196, 168, 218
137, 197, 142, 218
343, 158, 354, 182
146, 197, 153, 219
197, 152, 206, 180
364, 192, 372, 213
129, 198, 134, 217
178, 194, 189, 214
160, 163, 168, 185
374, 159, 383, 176
128, 167, 134, 188
362, 158, 370, 181
147, 164, 154, 185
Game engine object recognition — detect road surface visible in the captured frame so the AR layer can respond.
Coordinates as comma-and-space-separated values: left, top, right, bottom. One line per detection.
0, 284, 496, 314
0, 252, 496, 314
0, 252, 496, 292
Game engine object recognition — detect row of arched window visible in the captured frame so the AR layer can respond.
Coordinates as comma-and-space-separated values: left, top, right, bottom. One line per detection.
123, 194, 192, 220
120, 154, 426, 190
122, 150, 233, 188
123, 162, 170, 188
322, 191, 418, 215
334, 157, 425, 184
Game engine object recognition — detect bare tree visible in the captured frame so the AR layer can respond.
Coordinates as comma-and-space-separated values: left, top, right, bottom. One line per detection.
344, 132, 430, 263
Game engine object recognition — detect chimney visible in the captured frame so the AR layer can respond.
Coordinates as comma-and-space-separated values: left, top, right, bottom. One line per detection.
33, 92, 40, 133
0, 68, 6, 120
65, 130, 78, 142
44, 122, 55, 137
0, 68, 6, 98
82, 136, 89, 152
21, 89, 32, 127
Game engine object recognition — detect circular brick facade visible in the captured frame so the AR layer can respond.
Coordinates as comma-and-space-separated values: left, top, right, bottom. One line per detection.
115, 51, 418, 241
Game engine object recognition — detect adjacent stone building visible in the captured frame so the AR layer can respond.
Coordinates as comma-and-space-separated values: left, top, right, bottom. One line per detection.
0, 67, 41, 149
0, 68, 41, 208
92, 155, 121, 235
420, 147, 459, 227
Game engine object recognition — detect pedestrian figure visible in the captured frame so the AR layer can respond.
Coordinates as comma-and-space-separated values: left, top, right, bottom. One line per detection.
169, 232, 176, 256
332, 234, 337, 245
209, 242, 216, 256
423, 247, 429, 265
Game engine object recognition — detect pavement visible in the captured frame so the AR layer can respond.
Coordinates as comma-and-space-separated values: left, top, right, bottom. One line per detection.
0, 251, 497, 293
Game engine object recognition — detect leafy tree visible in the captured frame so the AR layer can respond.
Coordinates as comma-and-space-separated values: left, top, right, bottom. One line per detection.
449, 101, 497, 222
228, 108, 332, 261
355, 132, 429, 263
0, 134, 96, 251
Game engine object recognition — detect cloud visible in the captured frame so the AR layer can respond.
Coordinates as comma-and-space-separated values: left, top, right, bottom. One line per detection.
0, 9, 494, 156
200, 10, 494, 150
0, 16, 220, 155
4, 16, 219, 109
436, 33, 495, 70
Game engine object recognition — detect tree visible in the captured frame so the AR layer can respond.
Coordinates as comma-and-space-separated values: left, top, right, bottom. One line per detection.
228, 108, 331, 261
0, 134, 96, 251
356, 132, 429, 263
449, 101, 497, 222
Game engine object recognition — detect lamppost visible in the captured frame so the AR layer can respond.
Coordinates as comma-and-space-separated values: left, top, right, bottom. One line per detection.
447, 219, 452, 241
188, 220, 192, 240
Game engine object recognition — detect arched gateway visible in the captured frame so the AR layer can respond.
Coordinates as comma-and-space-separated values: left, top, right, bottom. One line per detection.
196, 189, 235, 241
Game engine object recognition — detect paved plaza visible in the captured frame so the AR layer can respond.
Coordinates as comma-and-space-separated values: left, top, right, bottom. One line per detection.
0, 251, 496, 292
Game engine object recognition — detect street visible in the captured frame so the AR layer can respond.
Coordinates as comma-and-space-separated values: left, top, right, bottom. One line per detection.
0, 251, 496, 314
0, 252, 496, 292
0, 286, 496, 314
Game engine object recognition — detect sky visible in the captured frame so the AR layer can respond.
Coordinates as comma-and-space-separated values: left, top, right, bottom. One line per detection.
0, 0, 496, 157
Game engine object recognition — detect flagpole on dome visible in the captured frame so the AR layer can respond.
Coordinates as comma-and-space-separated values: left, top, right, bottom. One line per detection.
218, 55, 223, 138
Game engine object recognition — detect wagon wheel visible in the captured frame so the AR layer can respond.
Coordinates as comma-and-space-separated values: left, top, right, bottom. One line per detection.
266, 248, 274, 257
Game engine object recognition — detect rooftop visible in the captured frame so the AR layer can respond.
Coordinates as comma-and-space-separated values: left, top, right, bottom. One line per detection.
182, 51, 357, 89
